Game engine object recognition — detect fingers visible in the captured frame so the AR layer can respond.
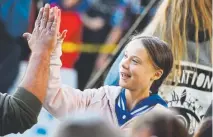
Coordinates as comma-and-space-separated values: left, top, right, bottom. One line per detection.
61, 30, 67, 39
46, 7, 55, 30
50, 8, 61, 34
56, 8, 61, 32
58, 30, 67, 40
40, 4, 50, 30
23, 33, 32, 41
35, 8, 43, 28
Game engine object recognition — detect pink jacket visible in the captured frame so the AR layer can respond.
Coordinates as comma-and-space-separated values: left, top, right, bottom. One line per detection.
44, 46, 168, 134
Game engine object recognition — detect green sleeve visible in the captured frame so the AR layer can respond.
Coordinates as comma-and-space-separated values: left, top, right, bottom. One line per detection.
0, 87, 42, 136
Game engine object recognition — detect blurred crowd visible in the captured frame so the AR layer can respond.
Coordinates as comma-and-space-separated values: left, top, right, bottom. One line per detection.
0, 0, 212, 137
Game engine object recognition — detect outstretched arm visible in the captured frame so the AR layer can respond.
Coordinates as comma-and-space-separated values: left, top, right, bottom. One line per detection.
43, 29, 108, 118
0, 4, 61, 136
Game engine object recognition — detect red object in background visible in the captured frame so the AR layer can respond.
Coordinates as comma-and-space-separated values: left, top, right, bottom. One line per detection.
51, 3, 82, 68
60, 11, 82, 68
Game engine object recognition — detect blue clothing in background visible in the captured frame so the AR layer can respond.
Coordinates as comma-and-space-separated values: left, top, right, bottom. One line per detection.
104, 49, 124, 86
48, 0, 90, 13
49, 0, 142, 28
0, 0, 32, 37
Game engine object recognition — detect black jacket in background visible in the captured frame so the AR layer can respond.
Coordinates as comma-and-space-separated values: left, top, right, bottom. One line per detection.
0, 20, 30, 94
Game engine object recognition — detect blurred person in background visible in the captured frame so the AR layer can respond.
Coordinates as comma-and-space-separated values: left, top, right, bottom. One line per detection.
0, 4, 63, 136
105, 0, 212, 135
53, 113, 124, 137
0, 20, 21, 94
39, 36, 173, 135
0, 0, 32, 37
0, 0, 32, 93
131, 107, 188, 137
193, 117, 212, 137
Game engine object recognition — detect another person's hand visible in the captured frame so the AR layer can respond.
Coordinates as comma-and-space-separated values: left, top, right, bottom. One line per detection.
83, 15, 105, 31
23, 4, 61, 55
55, 30, 68, 48
89, 17, 105, 31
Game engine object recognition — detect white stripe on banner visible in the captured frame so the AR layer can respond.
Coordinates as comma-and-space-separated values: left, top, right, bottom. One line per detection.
130, 105, 148, 115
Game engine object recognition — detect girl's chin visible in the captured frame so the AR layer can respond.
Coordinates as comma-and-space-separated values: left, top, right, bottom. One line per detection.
119, 81, 129, 88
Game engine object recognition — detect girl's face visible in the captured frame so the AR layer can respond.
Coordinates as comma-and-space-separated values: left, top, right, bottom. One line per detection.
119, 39, 158, 92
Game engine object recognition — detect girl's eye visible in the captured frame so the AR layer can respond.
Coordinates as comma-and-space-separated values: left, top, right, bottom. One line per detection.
132, 60, 138, 64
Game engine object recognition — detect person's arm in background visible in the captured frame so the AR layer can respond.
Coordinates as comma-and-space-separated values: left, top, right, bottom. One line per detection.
94, 26, 123, 70
0, 4, 62, 136
105, 27, 123, 45
92, 3, 128, 85
94, 5, 127, 70
81, 13, 105, 31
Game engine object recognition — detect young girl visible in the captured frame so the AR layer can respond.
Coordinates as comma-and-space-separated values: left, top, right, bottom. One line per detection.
43, 35, 173, 133
105, 0, 212, 135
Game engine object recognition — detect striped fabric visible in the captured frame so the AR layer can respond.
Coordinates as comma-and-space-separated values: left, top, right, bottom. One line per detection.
115, 88, 168, 126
